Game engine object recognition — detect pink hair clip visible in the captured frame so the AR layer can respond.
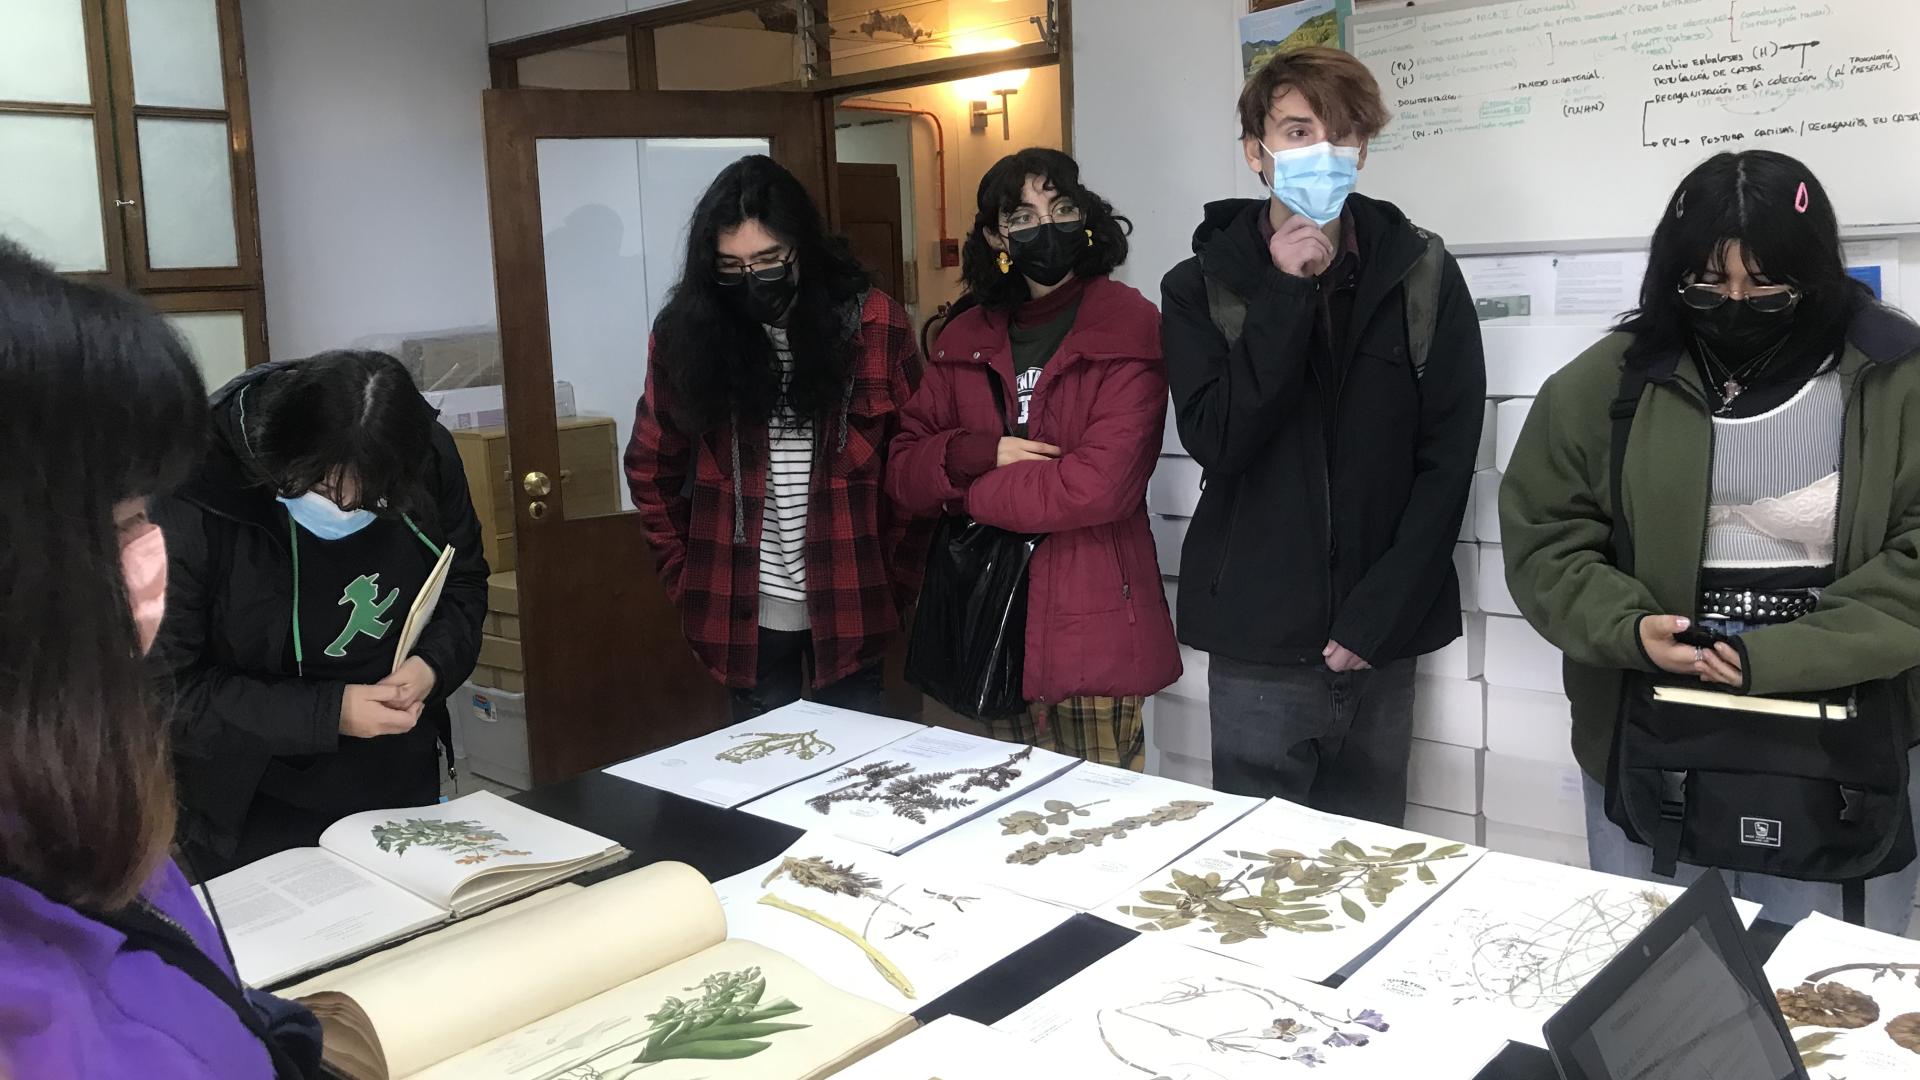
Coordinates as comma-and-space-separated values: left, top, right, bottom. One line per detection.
1795, 182, 1810, 213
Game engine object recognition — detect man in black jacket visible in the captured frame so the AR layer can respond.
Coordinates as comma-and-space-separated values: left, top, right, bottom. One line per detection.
1162, 48, 1484, 824
154, 353, 490, 877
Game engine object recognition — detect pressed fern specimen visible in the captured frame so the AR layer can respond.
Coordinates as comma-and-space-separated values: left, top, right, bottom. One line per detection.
804, 745, 1038, 823
715, 729, 835, 764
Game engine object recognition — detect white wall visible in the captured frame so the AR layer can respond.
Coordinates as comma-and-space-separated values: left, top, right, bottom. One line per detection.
243, 0, 497, 360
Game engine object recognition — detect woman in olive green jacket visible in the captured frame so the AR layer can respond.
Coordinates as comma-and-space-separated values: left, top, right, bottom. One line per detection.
1501, 151, 1920, 932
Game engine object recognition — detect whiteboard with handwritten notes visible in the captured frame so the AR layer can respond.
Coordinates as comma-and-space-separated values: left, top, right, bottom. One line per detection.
1350, 0, 1920, 248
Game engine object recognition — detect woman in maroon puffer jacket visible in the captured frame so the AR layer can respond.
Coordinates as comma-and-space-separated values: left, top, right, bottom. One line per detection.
890, 148, 1180, 770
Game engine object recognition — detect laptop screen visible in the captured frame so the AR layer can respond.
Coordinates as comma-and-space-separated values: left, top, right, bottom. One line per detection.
1546, 872, 1806, 1080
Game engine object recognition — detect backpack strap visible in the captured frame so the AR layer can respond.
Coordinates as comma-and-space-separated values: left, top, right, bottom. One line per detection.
1608, 361, 1652, 575
1402, 228, 1447, 382
98, 902, 313, 1079
1203, 270, 1250, 351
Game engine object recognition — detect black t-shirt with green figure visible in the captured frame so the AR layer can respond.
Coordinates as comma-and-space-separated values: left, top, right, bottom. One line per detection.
1008, 277, 1087, 437
266, 513, 440, 812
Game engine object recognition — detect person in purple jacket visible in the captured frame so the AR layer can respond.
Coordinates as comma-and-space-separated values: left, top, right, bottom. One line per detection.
0, 240, 316, 1079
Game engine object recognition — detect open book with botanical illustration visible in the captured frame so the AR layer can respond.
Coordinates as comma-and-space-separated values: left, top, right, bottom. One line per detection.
1763, 912, 1920, 1078
293, 861, 914, 1080
741, 728, 1079, 853
995, 935, 1497, 1078
1339, 852, 1763, 1048
603, 702, 927, 808
1094, 798, 1486, 980
714, 832, 1072, 1011
902, 763, 1261, 910
204, 791, 627, 987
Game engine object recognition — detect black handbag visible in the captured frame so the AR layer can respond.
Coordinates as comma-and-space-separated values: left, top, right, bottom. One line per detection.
904, 371, 1042, 719
1602, 361, 1915, 925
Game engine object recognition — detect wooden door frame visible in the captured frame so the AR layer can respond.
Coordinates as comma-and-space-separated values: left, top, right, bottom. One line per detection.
480, 88, 828, 783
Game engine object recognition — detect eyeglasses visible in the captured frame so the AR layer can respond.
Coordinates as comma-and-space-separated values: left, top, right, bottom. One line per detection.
1676, 282, 1802, 314
715, 255, 793, 286
1003, 205, 1084, 244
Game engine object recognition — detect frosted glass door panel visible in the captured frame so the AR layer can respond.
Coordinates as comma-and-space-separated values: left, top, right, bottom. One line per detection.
125, 0, 226, 109
137, 117, 238, 268
0, 0, 92, 104
0, 114, 107, 272
164, 310, 247, 386
535, 136, 767, 515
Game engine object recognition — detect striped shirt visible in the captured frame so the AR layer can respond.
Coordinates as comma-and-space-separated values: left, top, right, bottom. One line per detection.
760, 326, 813, 630
1705, 369, 1843, 569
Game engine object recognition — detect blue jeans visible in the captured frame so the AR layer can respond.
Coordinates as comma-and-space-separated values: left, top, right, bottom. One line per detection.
1208, 655, 1417, 827
1582, 746, 1920, 935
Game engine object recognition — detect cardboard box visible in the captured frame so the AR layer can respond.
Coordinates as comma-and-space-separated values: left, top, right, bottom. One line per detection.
471, 665, 525, 694
1482, 321, 1608, 397
455, 684, 531, 791
1148, 690, 1211, 759
1475, 400, 1497, 471
1495, 397, 1533, 473
1167, 644, 1210, 700
1161, 399, 1184, 455
479, 634, 524, 673
1417, 612, 1486, 680
1454, 542, 1481, 613
1477, 544, 1520, 616
482, 613, 521, 640
1156, 750, 1212, 788
1406, 738, 1482, 815
1485, 684, 1577, 767
1405, 804, 1484, 847
1483, 751, 1587, 836
1150, 514, 1188, 578
1473, 468, 1502, 543
1147, 455, 1203, 517
1484, 614, 1564, 694
1483, 819, 1589, 869
1412, 675, 1486, 749
488, 571, 518, 615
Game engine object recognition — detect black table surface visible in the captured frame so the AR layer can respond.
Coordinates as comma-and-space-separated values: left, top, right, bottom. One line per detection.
513, 770, 1795, 1080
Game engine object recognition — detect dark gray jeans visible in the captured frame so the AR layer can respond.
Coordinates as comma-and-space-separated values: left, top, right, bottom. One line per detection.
1207, 655, 1417, 826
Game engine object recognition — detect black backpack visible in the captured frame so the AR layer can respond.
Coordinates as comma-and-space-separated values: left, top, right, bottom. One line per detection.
1603, 361, 1914, 925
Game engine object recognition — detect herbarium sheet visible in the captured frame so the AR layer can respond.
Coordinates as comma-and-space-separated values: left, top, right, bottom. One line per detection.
716, 831, 1072, 1011
1764, 912, 1920, 1078
740, 728, 1079, 853
1340, 852, 1762, 1048
1094, 798, 1487, 980
603, 701, 925, 808
995, 935, 1500, 1078
825, 1014, 1067, 1079
901, 763, 1261, 910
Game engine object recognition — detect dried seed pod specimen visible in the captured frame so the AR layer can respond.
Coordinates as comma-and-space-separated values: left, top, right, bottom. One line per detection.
1775, 982, 1881, 1028
1888, 1012, 1920, 1053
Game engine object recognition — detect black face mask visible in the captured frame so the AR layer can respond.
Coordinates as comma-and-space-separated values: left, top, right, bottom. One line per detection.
1008, 224, 1082, 288
735, 265, 800, 326
1689, 300, 1798, 364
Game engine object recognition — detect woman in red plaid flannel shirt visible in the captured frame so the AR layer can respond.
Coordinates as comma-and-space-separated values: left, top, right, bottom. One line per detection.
625, 156, 926, 721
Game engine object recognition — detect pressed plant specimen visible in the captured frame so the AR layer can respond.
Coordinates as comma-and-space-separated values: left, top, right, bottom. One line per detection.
369, 818, 531, 865
1775, 961, 1920, 1066
715, 729, 835, 764
537, 967, 808, 1080
999, 799, 1112, 837
1004, 800, 1212, 866
921, 888, 979, 913
758, 893, 916, 999
1887, 1012, 1920, 1053
1120, 839, 1468, 942
1776, 982, 1881, 1029
761, 855, 910, 911
805, 745, 1036, 823
1094, 975, 1392, 1073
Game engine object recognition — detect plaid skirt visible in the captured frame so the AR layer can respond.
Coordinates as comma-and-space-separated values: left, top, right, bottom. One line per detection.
989, 695, 1146, 772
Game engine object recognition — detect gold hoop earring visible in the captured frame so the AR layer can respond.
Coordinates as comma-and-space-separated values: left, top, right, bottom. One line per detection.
997, 250, 1012, 274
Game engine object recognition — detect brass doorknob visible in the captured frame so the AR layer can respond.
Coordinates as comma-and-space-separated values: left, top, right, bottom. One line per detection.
527, 500, 549, 521
522, 471, 552, 497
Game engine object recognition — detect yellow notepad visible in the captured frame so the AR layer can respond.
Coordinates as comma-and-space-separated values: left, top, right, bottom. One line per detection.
1653, 685, 1848, 720
392, 544, 455, 675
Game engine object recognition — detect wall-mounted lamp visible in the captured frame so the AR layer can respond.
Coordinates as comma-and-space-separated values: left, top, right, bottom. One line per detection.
971, 88, 1018, 140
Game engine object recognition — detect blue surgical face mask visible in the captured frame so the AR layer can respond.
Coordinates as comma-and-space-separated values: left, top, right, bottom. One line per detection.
1263, 141, 1362, 226
279, 491, 377, 541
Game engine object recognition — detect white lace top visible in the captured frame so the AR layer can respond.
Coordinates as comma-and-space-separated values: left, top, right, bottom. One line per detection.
1705, 370, 1843, 569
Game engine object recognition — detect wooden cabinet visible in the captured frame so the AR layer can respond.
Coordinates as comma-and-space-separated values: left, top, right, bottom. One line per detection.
451, 416, 621, 572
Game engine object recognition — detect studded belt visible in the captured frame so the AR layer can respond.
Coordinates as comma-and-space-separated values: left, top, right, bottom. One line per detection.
1698, 588, 1819, 625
